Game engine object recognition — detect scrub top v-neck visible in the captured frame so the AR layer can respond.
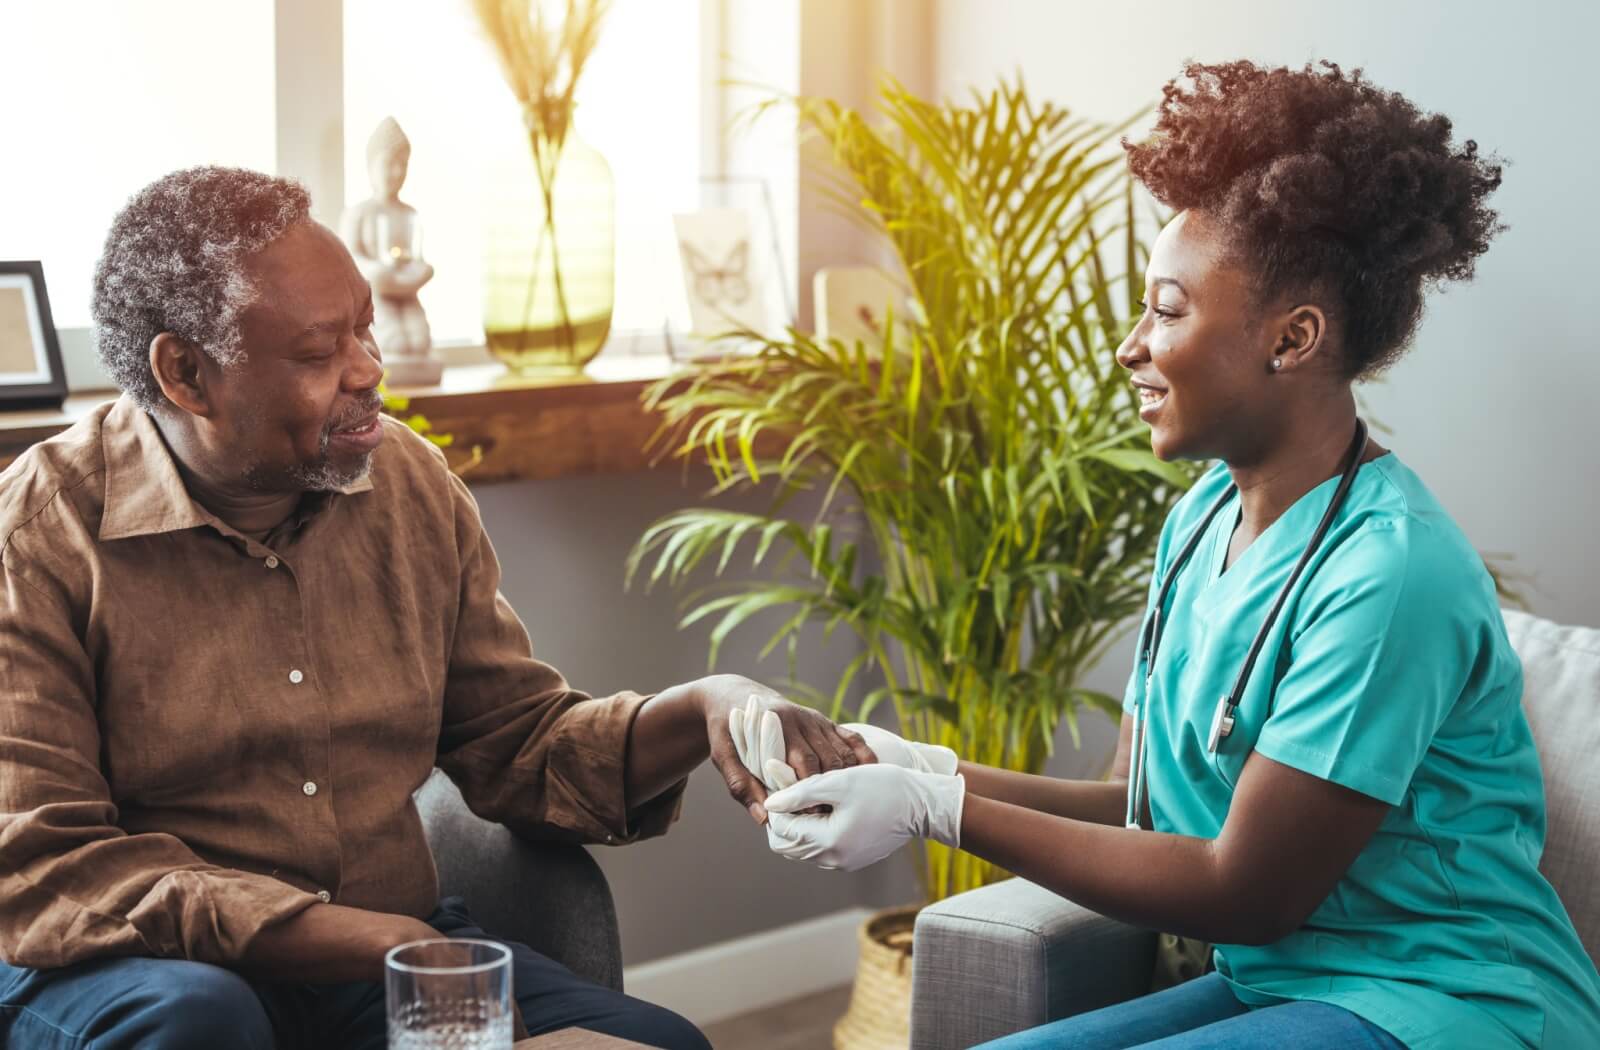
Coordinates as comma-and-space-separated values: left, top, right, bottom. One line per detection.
1122, 455, 1600, 1049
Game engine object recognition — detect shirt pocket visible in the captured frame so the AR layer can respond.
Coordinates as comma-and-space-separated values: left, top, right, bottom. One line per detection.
1207, 718, 1251, 790
1180, 622, 1267, 793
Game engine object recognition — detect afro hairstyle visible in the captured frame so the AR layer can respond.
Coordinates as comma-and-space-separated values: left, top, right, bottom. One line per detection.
1124, 60, 1504, 378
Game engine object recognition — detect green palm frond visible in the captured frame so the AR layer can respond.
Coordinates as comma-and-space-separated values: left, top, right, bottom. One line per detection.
630, 77, 1195, 901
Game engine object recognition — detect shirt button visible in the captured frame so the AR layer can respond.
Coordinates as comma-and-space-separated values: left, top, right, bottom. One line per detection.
316, 890, 332, 903
265, 555, 280, 569
288, 669, 304, 684
302, 780, 318, 796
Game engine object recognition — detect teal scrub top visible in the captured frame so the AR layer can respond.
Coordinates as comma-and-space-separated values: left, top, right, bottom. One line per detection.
1122, 455, 1600, 1049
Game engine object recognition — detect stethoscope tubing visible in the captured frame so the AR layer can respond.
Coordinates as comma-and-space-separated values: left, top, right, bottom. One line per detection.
1125, 419, 1370, 830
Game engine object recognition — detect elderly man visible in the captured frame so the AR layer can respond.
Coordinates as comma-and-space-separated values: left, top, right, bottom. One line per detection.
0, 167, 871, 1050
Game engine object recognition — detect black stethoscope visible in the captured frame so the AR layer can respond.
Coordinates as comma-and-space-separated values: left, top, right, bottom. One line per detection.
1124, 419, 1370, 830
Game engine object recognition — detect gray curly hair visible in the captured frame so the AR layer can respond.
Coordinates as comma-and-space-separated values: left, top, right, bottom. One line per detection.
91, 166, 312, 411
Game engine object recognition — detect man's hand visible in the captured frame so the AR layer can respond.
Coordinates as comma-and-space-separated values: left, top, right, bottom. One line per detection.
764, 764, 966, 871
245, 906, 531, 1037
694, 675, 875, 824
837, 722, 959, 776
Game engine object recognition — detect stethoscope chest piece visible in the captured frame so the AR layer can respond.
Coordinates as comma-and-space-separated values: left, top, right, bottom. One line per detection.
1206, 697, 1236, 753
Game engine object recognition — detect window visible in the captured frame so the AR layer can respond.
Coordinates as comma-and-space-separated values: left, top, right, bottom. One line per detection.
342, 0, 704, 345
0, 0, 794, 387
0, 1, 277, 328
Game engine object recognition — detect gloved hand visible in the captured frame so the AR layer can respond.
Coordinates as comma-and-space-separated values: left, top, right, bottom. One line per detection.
763, 763, 966, 872
728, 697, 865, 852
728, 695, 799, 791
837, 723, 958, 776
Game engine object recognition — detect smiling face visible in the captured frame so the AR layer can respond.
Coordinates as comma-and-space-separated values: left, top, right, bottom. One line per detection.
1114, 210, 1290, 464
203, 221, 387, 492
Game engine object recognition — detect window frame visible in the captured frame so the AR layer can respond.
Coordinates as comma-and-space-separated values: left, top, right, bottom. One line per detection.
53, 0, 748, 390
284, 0, 737, 362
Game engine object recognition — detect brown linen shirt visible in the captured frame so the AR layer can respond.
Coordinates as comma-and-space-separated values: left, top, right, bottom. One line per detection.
0, 396, 682, 969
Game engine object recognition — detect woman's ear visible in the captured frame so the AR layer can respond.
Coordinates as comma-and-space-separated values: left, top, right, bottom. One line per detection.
1268, 304, 1331, 374
149, 333, 214, 417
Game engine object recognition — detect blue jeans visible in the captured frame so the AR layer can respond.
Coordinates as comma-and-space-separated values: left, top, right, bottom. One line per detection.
974, 972, 1406, 1049
0, 897, 708, 1050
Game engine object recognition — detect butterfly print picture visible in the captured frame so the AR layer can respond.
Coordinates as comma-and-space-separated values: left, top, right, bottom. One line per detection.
682, 240, 752, 307
673, 207, 774, 341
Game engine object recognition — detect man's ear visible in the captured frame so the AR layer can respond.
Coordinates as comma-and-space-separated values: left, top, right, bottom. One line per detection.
149, 333, 214, 417
1268, 304, 1331, 374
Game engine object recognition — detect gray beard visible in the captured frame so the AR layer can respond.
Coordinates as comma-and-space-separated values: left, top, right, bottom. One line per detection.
287, 454, 372, 492
244, 428, 373, 493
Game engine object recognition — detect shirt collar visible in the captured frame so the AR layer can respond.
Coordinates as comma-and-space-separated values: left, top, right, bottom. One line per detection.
98, 395, 375, 542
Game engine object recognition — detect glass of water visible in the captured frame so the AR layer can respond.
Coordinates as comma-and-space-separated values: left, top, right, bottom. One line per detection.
386, 938, 514, 1050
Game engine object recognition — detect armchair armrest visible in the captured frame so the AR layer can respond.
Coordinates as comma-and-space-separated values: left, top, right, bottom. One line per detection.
416, 770, 624, 992
910, 877, 1157, 1050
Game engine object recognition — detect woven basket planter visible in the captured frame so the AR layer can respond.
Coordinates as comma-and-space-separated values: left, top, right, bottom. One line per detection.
833, 904, 921, 1050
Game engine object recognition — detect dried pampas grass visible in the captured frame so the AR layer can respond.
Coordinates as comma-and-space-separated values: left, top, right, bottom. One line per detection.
469, 0, 611, 145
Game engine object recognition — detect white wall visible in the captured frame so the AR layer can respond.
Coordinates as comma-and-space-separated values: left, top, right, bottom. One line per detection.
935, 0, 1600, 630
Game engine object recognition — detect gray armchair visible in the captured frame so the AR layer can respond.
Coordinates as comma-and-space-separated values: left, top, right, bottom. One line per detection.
911, 609, 1600, 1049
416, 770, 623, 991
912, 878, 1155, 1048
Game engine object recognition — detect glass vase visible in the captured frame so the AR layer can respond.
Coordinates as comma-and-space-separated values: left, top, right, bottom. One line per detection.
483, 121, 614, 376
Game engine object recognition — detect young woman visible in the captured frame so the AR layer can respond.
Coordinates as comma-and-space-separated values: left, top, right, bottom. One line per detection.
757, 61, 1600, 1048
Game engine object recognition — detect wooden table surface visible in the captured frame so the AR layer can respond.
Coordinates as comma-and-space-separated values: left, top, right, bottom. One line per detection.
515, 1029, 654, 1048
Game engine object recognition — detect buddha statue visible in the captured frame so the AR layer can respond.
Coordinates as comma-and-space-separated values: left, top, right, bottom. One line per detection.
339, 117, 442, 386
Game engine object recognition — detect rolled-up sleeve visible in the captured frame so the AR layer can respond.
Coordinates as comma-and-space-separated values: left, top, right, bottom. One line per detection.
0, 558, 319, 969
433, 473, 684, 845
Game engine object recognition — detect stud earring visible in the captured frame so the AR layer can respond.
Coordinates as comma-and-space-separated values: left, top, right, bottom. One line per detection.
1271, 358, 1283, 371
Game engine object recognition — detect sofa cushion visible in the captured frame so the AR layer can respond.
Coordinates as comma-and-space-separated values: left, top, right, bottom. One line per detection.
1501, 609, 1600, 964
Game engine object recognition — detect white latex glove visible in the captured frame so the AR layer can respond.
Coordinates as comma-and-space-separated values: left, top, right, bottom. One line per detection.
837, 723, 958, 776
728, 695, 799, 792
763, 764, 966, 872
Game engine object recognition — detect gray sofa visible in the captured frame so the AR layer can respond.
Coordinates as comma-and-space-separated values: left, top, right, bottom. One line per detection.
416, 769, 623, 991
910, 609, 1600, 1048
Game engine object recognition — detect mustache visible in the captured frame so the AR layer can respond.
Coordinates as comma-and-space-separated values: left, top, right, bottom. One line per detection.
327, 394, 384, 433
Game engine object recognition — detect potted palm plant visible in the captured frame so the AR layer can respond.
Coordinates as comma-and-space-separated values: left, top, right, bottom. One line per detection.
628, 78, 1194, 1046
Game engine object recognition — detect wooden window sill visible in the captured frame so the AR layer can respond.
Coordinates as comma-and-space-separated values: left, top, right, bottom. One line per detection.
0, 355, 683, 485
